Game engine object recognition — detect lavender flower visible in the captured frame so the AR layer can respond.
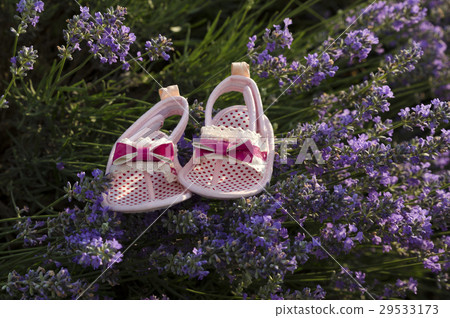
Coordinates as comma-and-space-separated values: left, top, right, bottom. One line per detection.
2, 1, 449, 300
247, 18, 294, 81
0, 95, 9, 109
10, 46, 38, 77
343, 29, 379, 63
275, 39, 449, 283
347, 1, 427, 33
79, 6, 90, 20
263, 18, 294, 50
333, 268, 367, 294
398, 99, 449, 134
247, 35, 257, 50
11, 0, 45, 35
66, 229, 123, 270
346, 1, 447, 99
248, 20, 381, 93
59, 6, 173, 69
423, 256, 442, 273
383, 278, 419, 299
59, 6, 134, 68
161, 205, 209, 234
65, 169, 109, 203
2, 267, 93, 300
142, 194, 301, 298
384, 41, 424, 75
7, 169, 124, 281
14, 218, 47, 247
144, 34, 174, 61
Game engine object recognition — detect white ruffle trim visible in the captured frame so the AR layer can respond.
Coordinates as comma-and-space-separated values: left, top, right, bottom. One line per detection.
200, 125, 268, 150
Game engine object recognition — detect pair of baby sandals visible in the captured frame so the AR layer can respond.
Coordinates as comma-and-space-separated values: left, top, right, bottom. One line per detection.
103, 62, 274, 213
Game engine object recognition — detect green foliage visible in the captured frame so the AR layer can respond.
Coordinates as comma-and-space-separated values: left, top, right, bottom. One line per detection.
0, 0, 447, 299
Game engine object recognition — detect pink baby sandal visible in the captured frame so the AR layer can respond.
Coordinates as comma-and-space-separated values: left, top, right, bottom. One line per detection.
103, 85, 191, 212
178, 62, 274, 199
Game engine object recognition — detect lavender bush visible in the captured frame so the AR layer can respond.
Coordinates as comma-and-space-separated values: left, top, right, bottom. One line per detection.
0, 0, 448, 300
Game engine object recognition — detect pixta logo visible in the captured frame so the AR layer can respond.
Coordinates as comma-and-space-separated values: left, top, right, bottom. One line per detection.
278, 137, 325, 164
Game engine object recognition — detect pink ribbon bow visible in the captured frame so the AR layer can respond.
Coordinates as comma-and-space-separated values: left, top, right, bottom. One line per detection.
112, 141, 174, 165
193, 138, 267, 163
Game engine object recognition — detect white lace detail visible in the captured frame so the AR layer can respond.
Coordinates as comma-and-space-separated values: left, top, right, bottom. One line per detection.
110, 136, 177, 182
118, 136, 176, 153
196, 125, 268, 173
200, 125, 266, 150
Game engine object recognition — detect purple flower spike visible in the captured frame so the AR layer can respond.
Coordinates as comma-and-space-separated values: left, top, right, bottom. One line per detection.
13, 0, 45, 33
10, 46, 38, 78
